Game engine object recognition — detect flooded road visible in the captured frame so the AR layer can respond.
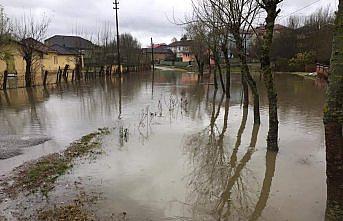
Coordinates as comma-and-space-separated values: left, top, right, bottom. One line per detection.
0, 70, 327, 220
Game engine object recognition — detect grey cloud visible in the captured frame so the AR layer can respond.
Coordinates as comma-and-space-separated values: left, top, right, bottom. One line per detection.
0, 0, 338, 46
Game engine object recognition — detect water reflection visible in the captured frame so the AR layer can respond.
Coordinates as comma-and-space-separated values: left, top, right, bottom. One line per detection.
118, 77, 122, 119
250, 150, 276, 221
183, 87, 279, 221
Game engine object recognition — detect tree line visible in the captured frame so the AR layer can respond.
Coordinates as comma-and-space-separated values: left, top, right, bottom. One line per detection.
270, 7, 335, 72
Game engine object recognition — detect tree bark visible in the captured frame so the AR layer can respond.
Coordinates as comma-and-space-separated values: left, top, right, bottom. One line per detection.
212, 49, 225, 93
324, 1, 343, 219
234, 33, 260, 124
242, 63, 261, 125
195, 55, 204, 77
222, 47, 231, 98
260, 2, 280, 151
43, 70, 48, 86
325, 123, 343, 220
25, 58, 32, 87
3, 71, 8, 90
241, 69, 249, 108
213, 66, 218, 90
214, 53, 226, 93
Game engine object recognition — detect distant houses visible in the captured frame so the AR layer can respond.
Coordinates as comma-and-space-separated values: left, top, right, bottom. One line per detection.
142, 44, 175, 64
142, 37, 195, 64
168, 38, 195, 63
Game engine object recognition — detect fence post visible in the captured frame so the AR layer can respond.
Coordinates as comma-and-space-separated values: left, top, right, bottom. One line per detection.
72, 70, 75, 82
56, 66, 61, 83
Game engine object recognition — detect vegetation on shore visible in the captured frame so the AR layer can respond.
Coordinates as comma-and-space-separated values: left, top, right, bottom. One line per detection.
37, 192, 98, 221
0, 128, 110, 199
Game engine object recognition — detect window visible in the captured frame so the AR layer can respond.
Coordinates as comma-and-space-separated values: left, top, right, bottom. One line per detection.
54, 56, 58, 64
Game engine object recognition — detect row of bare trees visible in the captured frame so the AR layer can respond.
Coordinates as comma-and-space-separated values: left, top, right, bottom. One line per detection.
13, 15, 51, 87
185, 0, 282, 151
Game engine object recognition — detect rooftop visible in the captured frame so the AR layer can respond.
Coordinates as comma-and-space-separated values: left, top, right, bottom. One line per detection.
168, 40, 193, 47
45, 35, 94, 50
49, 44, 79, 55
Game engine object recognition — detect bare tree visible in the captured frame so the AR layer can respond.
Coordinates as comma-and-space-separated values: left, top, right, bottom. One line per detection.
185, 21, 209, 78
88, 28, 142, 74
190, 0, 228, 92
0, 5, 11, 59
119, 33, 141, 68
257, 0, 283, 151
12, 13, 50, 87
209, 0, 261, 124
300, 7, 335, 64
287, 16, 301, 29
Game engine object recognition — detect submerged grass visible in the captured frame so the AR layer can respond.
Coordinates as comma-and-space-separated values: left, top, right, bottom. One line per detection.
37, 192, 98, 221
1, 128, 110, 198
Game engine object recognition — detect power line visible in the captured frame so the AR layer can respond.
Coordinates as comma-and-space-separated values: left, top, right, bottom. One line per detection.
279, 0, 321, 19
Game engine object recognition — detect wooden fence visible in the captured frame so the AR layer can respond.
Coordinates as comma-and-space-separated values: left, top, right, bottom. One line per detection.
0, 64, 151, 90
316, 63, 330, 79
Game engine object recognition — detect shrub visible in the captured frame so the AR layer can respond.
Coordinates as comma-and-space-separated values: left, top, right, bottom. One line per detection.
288, 52, 315, 72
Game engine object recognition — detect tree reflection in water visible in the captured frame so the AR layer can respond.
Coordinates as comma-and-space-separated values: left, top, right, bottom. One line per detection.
184, 88, 276, 221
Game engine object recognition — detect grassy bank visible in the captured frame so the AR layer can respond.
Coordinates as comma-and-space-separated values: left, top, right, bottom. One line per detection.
0, 128, 110, 199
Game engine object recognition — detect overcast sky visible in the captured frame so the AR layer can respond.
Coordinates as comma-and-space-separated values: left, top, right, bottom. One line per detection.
0, 0, 338, 46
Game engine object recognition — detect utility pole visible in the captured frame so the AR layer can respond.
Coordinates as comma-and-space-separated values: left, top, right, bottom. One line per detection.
113, 0, 121, 77
151, 37, 154, 70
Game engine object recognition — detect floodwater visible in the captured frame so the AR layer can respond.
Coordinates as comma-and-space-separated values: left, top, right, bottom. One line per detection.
0, 70, 328, 220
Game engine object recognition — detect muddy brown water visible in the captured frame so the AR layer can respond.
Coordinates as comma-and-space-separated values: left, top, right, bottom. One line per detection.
0, 70, 327, 220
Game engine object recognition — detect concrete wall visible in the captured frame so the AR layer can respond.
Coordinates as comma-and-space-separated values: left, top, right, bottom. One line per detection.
0, 43, 78, 89
42, 53, 77, 72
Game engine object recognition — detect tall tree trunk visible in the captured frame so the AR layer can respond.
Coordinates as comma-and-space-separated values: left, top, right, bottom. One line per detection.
195, 55, 204, 77
209, 54, 212, 75
222, 47, 231, 98
234, 34, 261, 124
242, 63, 261, 125
241, 70, 249, 108
260, 2, 280, 151
214, 53, 226, 93
213, 66, 218, 90
324, 1, 343, 220
25, 58, 32, 87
